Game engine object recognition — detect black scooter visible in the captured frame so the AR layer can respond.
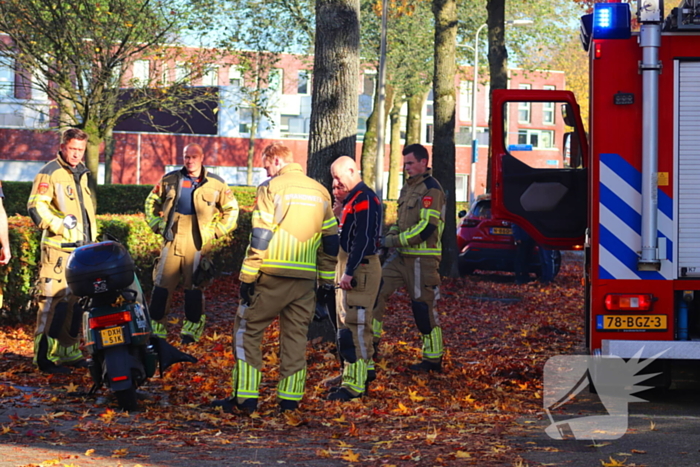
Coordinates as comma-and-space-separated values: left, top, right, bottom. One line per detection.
65, 241, 196, 411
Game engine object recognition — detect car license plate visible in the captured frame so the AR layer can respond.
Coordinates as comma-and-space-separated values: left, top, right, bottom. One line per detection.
100, 327, 125, 346
596, 315, 667, 331
491, 227, 512, 235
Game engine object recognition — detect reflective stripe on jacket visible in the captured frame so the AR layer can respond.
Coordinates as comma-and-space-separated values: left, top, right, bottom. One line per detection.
145, 167, 239, 248
27, 155, 97, 252
390, 168, 445, 258
240, 163, 338, 284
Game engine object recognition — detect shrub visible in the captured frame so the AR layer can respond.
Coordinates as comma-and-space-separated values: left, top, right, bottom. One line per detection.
1, 216, 42, 323
2, 182, 33, 217
96, 185, 155, 214
1, 182, 257, 217
0, 207, 253, 324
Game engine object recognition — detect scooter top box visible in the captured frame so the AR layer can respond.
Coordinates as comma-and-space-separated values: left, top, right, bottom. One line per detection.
66, 241, 135, 297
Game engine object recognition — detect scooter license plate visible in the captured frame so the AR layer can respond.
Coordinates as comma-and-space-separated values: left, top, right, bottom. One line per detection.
100, 327, 125, 346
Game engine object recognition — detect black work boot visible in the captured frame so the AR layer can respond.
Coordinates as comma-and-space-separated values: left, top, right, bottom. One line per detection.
408, 359, 442, 373
180, 335, 196, 345
211, 397, 258, 415
36, 336, 72, 375
279, 399, 299, 413
327, 387, 362, 401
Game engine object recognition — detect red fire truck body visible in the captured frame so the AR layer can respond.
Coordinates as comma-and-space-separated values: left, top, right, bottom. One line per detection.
491, 0, 700, 374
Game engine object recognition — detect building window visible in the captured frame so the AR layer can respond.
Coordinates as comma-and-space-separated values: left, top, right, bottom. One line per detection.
456, 126, 471, 145
160, 64, 170, 85
32, 72, 47, 101
363, 72, 376, 96
201, 66, 218, 86
518, 84, 531, 123
131, 60, 150, 86
0, 63, 13, 97
518, 129, 554, 149
270, 68, 283, 94
298, 70, 309, 94
357, 117, 367, 140
459, 80, 473, 122
477, 128, 490, 147
484, 84, 490, 121
426, 123, 434, 144
456, 127, 489, 146
280, 115, 306, 137
0, 63, 15, 97
229, 68, 242, 87
426, 89, 434, 117
239, 107, 253, 134
175, 62, 189, 83
542, 85, 555, 125
455, 174, 468, 202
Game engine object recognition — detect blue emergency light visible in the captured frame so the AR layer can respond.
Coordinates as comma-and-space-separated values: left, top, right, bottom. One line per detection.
592, 2, 631, 40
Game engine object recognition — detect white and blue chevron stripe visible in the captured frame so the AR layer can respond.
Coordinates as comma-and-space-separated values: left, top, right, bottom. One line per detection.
599, 153, 673, 280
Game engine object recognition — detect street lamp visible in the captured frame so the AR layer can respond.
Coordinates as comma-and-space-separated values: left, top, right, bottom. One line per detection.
466, 19, 533, 206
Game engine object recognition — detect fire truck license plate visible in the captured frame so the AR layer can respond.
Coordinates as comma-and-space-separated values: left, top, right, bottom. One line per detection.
100, 327, 125, 346
491, 227, 512, 235
596, 315, 667, 331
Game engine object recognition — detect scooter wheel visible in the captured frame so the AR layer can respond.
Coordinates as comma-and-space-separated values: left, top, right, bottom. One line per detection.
115, 385, 138, 412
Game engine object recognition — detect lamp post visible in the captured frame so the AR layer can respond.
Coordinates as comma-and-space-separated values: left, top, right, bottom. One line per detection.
374, 0, 389, 202
467, 19, 533, 206
469, 23, 487, 207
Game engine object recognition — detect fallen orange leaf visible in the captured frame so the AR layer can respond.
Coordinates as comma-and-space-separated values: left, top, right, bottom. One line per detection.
341, 450, 360, 462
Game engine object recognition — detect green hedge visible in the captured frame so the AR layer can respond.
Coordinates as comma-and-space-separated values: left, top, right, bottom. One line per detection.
0, 209, 253, 324
3, 182, 33, 217
1, 182, 258, 216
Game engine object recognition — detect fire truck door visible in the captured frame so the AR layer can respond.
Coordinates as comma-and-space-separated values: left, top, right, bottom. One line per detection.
490, 89, 588, 249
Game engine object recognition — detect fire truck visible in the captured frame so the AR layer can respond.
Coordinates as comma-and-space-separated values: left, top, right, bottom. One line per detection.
490, 0, 700, 384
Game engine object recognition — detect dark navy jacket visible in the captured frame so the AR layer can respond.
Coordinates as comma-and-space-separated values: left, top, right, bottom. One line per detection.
339, 181, 382, 276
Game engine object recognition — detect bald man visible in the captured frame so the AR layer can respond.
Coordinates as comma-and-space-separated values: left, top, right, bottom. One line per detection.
145, 144, 239, 344
326, 156, 382, 401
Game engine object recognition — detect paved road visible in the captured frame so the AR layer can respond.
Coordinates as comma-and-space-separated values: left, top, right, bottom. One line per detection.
512, 363, 700, 466
0, 383, 350, 467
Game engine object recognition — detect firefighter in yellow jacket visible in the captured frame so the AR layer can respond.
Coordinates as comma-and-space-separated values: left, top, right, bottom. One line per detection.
212, 142, 338, 414
28, 128, 97, 374
145, 143, 239, 344
373, 144, 446, 373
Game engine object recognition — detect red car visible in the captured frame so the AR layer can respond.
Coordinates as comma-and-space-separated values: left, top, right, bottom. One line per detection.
457, 195, 561, 279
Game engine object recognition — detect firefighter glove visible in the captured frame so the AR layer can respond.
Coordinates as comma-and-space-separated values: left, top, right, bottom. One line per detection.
240, 281, 255, 306
382, 234, 398, 248
193, 257, 216, 287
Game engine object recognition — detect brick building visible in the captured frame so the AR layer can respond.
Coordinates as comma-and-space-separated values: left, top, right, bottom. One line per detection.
0, 48, 566, 201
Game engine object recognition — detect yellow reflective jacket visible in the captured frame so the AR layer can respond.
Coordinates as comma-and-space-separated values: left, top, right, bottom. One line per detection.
240, 163, 338, 284
27, 155, 97, 252
144, 167, 239, 249
385, 168, 445, 258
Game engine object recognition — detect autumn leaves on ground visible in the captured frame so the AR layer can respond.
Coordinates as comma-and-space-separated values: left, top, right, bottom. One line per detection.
0, 255, 583, 466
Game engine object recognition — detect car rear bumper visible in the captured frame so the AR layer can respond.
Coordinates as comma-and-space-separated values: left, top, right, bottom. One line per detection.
459, 244, 517, 271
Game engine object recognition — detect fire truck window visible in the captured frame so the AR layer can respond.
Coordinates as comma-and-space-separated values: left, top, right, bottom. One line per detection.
506, 100, 565, 169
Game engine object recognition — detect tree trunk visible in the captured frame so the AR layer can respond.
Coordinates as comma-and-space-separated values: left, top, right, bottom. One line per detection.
85, 140, 100, 201
308, 0, 360, 191
405, 90, 427, 146
360, 75, 380, 187
387, 93, 403, 200
432, 0, 459, 278
486, 0, 507, 193
247, 111, 258, 186
103, 127, 115, 185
